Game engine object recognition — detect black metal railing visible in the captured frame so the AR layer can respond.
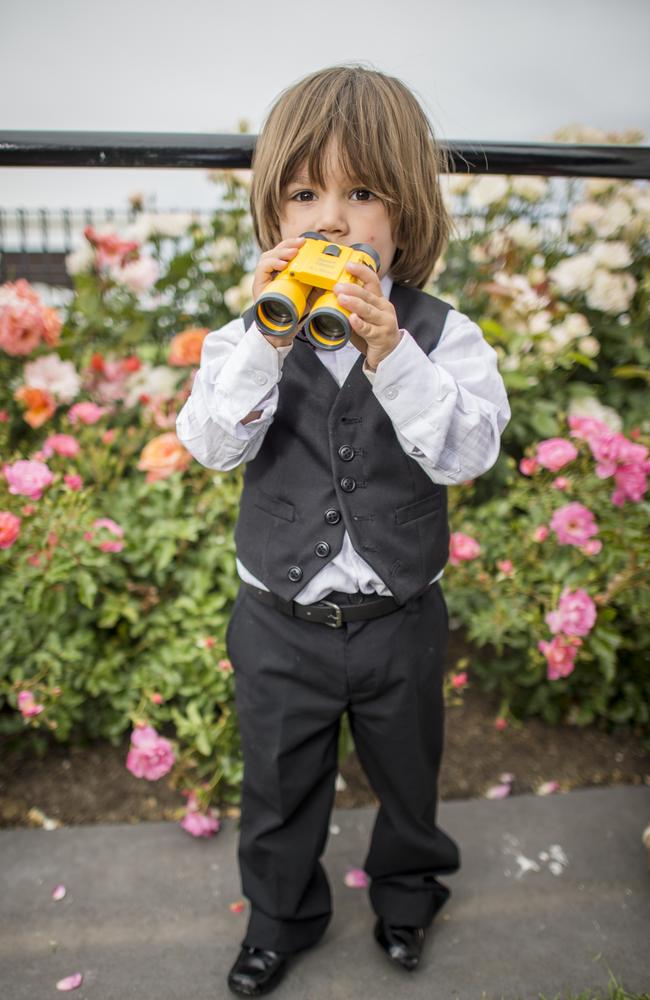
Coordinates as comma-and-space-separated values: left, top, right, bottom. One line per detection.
1, 131, 648, 287
2, 130, 650, 178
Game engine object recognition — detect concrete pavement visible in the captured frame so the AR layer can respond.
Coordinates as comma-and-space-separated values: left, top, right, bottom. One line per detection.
1, 785, 648, 1000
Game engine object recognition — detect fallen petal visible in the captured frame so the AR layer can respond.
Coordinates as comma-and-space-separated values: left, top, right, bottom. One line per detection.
52, 884, 66, 901
56, 972, 83, 991
537, 780, 560, 796
344, 867, 369, 889
499, 772, 515, 784
486, 783, 511, 799
229, 901, 246, 913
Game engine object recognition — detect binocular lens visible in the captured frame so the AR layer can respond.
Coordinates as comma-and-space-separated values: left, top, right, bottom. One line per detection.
312, 314, 345, 339
262, 300, 294, 326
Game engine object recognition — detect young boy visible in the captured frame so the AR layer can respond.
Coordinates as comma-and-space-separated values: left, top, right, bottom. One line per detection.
176, 64, 510, 997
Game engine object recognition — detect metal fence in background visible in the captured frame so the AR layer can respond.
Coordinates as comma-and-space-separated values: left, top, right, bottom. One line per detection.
1, 130, 649, 289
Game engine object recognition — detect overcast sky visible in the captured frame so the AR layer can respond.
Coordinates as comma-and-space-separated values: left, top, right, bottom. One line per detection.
1, 0, 649, 211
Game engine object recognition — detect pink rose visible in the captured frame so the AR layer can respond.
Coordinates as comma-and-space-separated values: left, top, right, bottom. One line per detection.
519, 457, 539, 476
568, 415, 610, 441
42, 433, 80, 458
86, 517, 125, 553
550, 502, 599, 547
545, 588, 597, 637
449, 532, 481, 566
451, 671, 468, 689
496, 559, 514, 576
17, 690, 44, 718
538, 635, 582, 681
0, 511, 21, 549
580, 538, 603, 556
63, 474, 84, 491
589, 431, 624, 479
552, 477, 570, 490
3, 459, 54, 500
67, 401, 110, 425
611, 463, 648, 506
533, 525, 549, 543
180, 790, 221, 838
536, 438, 578, 472
125, 725, 175, 780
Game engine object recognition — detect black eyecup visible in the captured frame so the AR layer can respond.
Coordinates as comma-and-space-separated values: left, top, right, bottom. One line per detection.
300, 230, 322, 241
350, 242, 380, 271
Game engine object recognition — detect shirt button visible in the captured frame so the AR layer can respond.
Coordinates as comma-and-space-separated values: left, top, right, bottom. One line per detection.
324, 508, 341, 525
287, 565, 303, 582
338, 444, 354, 461
253, 371, 268, 386
314, 541, 331, 558
340, 477, 356, 493
384, 386, 399, 399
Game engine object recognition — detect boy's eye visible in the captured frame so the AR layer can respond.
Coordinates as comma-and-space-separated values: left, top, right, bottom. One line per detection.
288, 188, 375, 202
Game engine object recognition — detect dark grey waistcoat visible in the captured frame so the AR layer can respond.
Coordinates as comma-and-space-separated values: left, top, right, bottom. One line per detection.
237, 283, 454, 605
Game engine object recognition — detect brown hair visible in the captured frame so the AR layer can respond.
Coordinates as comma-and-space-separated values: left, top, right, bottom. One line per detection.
249, 64, 457, 289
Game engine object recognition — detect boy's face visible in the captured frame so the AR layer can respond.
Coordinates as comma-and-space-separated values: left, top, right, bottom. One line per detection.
278, 143, 399, 280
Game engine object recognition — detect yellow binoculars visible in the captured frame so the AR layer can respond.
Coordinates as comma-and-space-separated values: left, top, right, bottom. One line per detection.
253, 231, 380, 351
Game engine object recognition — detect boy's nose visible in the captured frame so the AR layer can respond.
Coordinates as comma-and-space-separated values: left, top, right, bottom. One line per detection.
315, 200, 349, 240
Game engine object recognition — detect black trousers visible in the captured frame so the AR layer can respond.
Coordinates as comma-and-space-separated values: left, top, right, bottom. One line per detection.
225, 580, 461, 953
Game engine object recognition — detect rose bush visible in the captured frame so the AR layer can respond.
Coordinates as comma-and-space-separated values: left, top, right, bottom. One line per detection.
445, 415, 649, 734
430, 124, 650, 498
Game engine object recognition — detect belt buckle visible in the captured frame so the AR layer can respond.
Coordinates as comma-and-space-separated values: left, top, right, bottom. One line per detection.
317, 599, 343, 628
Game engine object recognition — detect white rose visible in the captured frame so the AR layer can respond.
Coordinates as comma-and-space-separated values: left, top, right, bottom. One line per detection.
469, 243, 489, 263
528, 310, 553, 334
224, 273, 255, 314
551, 124, 607, 143
23, 353, 81, 403
568, 202, 605, 235
585, 269, 637, 314
112, 256, 160, 294
445, 173, 474, 195
590, 241, 632, 270
578, 335, 600, 357
563, 313, 591, 338
123, 363, 179, 407
504, 218, 540, 249
510, 176, 548, 202
583, 178, 619, 198
568, 394, 622, 432
594, 198, 633, 238
467, 175, 509, 209
65, 244, 95, 276
206, 237, 239, 272
548, 253, 598, 296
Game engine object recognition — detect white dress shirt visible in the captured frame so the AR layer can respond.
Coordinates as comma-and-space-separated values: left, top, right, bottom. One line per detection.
176, 274, 510, 603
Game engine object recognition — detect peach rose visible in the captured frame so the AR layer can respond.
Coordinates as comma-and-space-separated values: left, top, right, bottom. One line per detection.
168, 327, 209, 366
13, 386, 57, 428
137, 432, 192, 482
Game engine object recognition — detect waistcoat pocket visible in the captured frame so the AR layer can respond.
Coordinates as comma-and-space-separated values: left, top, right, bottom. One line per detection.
253, 491, 296, 522
394, 492, 442, 525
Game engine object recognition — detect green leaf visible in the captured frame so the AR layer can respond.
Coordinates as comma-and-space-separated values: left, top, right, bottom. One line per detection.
77, 571, 98, 609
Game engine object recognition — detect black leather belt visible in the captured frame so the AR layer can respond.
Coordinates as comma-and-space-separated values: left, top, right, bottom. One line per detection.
241, 581, 433, 628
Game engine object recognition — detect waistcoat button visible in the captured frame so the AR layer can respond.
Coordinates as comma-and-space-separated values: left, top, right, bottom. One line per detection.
287, 565, 303, 582
340, 477, 356, 492
314, 541, 331, 558
338, 444, 354, 461
324, 508, 341, 524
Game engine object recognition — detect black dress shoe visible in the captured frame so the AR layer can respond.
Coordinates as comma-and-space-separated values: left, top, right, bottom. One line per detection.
227, 945, 288, 996
373, 917, 425, 971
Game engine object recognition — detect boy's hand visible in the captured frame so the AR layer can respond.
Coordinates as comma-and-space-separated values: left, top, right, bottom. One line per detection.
333, 261, 402, 370
252, 236, 306, 349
